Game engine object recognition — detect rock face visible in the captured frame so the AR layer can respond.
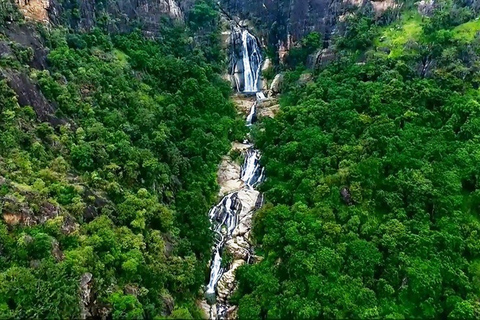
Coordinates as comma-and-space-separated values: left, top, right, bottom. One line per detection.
219, 0, 399, 53
1, 70, 55, 122
16, 0, 50, 23
16, 0, 190, 33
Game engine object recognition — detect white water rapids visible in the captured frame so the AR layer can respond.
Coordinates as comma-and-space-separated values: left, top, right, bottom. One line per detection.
205, 103, 265, 318
205, 27, 264, 319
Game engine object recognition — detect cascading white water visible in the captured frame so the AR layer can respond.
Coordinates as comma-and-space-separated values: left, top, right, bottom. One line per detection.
206, 248, 223, 294
205, 27, 266, 320
205, 98, 265, 318
241, 30, 262, 93
205, 146, 264, 299
246, 102, 257, 126
241, 148, 265, 188
206, 193, 241, 298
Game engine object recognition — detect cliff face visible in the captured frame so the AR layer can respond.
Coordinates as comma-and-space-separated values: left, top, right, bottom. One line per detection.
16, 0, 190, 33
54, 0, 189, 32
219, 0, 398, 48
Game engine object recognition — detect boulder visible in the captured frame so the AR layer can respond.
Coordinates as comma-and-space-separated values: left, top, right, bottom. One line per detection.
226, 237, 250, 260
216, 259, 245, 301
51, 239, 65, 262
262, 58, 272, 71
270, 73, 284, 95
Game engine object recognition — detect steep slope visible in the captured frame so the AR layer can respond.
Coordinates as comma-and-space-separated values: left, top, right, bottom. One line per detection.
232, 0, 480, 318
0, 0, 245, 318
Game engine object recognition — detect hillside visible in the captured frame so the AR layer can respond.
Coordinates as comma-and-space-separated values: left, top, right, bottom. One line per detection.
232, 0, 480, 318
0, 0, 246, 318
2, 0, 480, 318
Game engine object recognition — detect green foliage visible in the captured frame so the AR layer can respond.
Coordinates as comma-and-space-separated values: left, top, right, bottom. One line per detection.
0, 12, 238, 318
336, 16, 378, 52
234, 5, 480, 319
0, 0, 22, 26
285, 32, 322, 68
453, 19, 480, 42
375, 11, 423, 58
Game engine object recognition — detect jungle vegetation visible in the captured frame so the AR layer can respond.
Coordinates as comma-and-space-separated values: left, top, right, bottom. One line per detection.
0, 0, 245, 318
233, 0, 480, 318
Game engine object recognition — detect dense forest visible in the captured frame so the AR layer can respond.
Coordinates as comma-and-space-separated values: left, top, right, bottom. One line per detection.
233, 0, 480, 318
0, 0, 248, 318
3, 0, 480, 318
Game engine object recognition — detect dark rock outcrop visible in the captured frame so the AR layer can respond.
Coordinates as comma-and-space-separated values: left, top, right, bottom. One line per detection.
219, 0, 399, 55
79, 272, 93, 319
49, 0, 190, 34
1, 70, 56, 123
4, 24, 48, 70
220, 0, 345, 46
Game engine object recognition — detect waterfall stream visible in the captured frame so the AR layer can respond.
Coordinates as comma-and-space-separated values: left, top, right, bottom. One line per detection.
205, 27, 264, 319
241, 30, 262, 93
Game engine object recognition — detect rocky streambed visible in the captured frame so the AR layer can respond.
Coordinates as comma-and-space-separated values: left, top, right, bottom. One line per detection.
201, 94, 278, 319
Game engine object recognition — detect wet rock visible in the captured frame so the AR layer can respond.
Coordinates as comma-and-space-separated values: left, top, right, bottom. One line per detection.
260, 78, 268, 91
200, 299, 216, 319
232, 219, 250, 237
254, 193, 264, 210
231, 94, 256, 115
226, 237, 250, 260
236, 189, 259, 220
261, 58, 272, 71
216, 259, 245, 301
258, 104, 279, 119
217, 156, 243, 196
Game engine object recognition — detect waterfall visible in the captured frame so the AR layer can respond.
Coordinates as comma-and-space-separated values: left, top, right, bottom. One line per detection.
241, 148, 265, 188
205, 27, 266, 319
206, 248, 224, 294
246, 102, 257, 126
241, 29, 262, 93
